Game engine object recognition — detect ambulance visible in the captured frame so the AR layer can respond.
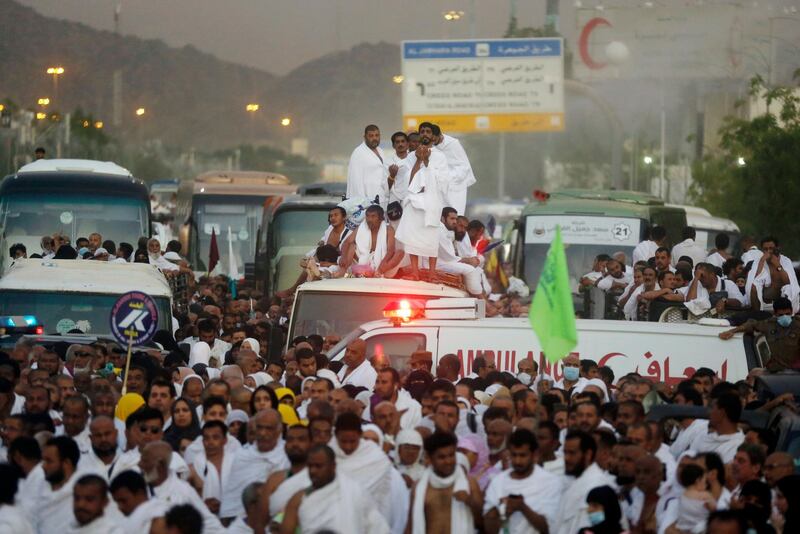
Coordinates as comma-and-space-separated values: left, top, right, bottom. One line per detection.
327, 298, 766, 384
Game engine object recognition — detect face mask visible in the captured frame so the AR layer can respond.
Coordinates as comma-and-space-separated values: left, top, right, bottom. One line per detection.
563, 366, 580, 382
777, 315, 792, 328
588, 511, 605, 526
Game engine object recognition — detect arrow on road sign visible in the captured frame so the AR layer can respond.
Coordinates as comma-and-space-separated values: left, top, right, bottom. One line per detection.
118, 310, 149, 332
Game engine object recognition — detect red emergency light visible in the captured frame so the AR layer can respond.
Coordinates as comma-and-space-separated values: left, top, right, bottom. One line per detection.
383, 299, 425, 325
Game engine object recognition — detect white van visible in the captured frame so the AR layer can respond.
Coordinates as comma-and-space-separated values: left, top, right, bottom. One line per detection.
328, 299, 764, 385
287, 278, 468, 347
0, 259, 173, 336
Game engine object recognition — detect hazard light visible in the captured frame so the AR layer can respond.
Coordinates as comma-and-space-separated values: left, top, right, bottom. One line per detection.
383, 299, 425, 325
0, 316, 43, 336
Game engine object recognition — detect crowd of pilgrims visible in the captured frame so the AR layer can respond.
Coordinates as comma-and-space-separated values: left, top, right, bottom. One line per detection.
0, 268, 796, 534
0, 126, 796, 533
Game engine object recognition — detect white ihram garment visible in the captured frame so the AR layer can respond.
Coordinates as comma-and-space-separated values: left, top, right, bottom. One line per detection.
219, 442, 290, 519
151, 473, 225, 533
555, 463, 616, 534
744, 254, 800, 313
0, 504, 34, 534
410, 466, 474, 534
484, 467, 563, 534
437, 134, 476, 214
269, 468, 311, 518
331, 438, 394, 522
432, 224, 483, 295
347, 142, 387, 205
671, 238, 708, 267
395, 150, 451, 258
337, 359, 378, 390
119, 498, 167, 534
298, 474, 389, 534
354, 219, 388, 271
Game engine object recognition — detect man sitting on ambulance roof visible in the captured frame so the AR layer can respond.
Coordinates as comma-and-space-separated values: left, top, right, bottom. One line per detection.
339, 205, 405, 278
684, 262, 747, 315
430, 207, 485, 298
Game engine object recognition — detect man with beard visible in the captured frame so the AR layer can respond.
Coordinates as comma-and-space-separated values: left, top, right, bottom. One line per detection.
69, 474, 123, 533
347, 124, 387, 205
614, 444, 648, 521
485, 414, 513, 470
386, 131, 409, 206
77, 416, 120, 479
555, 430, 615, 534
258, 424, 312, 527
373, 367, 422, 430
138, 441, 224, 533
434, 207, 484, 297
484, 429, 562, 534
340, 204, 404, 278
36, 436, 81, 533
281, 445, 389, 534
407, 431, 482, 533
395, 122, 451, 281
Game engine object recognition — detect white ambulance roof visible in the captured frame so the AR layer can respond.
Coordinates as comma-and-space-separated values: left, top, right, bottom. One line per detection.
296, 278, 468, 298
0, 259, 171, 297
17, 159, 132, 177
355, 316, 733, 335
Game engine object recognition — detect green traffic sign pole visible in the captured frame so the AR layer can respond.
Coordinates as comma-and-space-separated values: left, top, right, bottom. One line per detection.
120, 330, 135, 396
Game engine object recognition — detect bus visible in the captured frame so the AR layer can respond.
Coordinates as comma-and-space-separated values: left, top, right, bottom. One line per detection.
669, 204, 740, 253
254, 194, 343, 295
514, 189, 686, 291
176, 171, 296, 274
0, 159, 150, 266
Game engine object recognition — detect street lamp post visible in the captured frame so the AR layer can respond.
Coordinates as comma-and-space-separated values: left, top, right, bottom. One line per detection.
46, 66, 65, 104
246, 104, 260, 140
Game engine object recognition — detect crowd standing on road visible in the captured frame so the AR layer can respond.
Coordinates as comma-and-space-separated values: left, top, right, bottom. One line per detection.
0, 125, 797, 534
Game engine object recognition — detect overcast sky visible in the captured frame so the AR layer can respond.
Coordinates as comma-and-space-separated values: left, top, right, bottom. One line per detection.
20, 0, 556, 74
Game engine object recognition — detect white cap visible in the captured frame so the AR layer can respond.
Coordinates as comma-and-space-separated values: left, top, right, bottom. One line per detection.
93, 248, 108, 257
485, 383, 503, 397
316, 369, 341, 388
396, 429, 423, 447
163, 251, 182, 262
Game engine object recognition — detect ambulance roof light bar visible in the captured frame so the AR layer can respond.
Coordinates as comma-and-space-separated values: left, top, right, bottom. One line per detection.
383, 298, 484, 325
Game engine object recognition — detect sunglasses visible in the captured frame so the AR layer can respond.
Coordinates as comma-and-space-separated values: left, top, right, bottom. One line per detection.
138, 425, 161, 434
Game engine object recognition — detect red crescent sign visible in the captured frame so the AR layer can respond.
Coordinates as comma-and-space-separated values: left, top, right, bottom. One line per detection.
598, 352, 626, 367
578, 17, 612, 70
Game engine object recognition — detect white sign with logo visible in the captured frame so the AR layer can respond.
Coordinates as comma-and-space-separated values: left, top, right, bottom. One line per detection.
525, 215, 641, 247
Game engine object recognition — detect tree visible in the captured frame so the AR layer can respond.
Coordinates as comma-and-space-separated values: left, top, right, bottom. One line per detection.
690, 75, 800, 255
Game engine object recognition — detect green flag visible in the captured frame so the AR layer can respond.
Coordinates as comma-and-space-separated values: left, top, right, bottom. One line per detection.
528, 225, 577, 363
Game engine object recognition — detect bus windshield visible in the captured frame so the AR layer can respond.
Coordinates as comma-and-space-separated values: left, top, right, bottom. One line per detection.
1, 193, 149, 255
272, 209, 331, 251
192, 195, 263, 272
0, 291, 172, 335
522, 215, 643, 290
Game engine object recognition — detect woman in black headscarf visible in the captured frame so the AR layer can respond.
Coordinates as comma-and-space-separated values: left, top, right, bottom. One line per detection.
579, 485, 623, 534
163, 397, 201, 453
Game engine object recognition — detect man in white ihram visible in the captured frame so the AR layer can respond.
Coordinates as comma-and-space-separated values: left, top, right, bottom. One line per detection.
435, 207, 485, 298
339, 204, 404, 278
432, 123, 476, 215
395, 128, 451, 281
346, 124, 387, 206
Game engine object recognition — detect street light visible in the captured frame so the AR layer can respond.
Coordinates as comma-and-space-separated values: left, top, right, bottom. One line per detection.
392, 75, 404, 84
135, 107, 146, 116
82, 120, 90, 128
280, 117, 291, 126
643, 155, 654, 165
245, 103, 260, 112
46, 67, 65, 75
36, 112, 47, 120
443, 10, 464, 21
94, 121, 104, 129
737, 156, 746, 167
37, 98, 50, 107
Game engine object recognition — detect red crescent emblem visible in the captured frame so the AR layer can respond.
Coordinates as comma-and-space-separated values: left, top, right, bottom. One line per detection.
598, 352, 626, 367
579, 17, 611, 70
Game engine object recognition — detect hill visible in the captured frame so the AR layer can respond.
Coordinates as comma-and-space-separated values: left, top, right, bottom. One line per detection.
0, 0, 401, 155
